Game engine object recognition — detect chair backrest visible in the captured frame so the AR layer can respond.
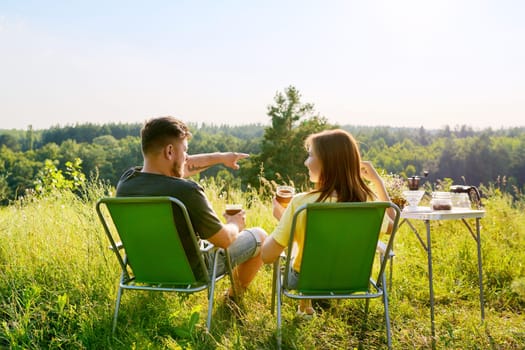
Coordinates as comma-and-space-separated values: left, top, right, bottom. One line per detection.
96, 196, 209, 286
286, 201, 399, 294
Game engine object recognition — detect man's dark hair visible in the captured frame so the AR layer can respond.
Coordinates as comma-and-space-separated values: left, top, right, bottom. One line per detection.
140, 116, 192, 155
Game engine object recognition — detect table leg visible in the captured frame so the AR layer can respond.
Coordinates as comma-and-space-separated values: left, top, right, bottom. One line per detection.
462, 217, 486, 321
425, 220, 436, 350
476, 218, 485, 320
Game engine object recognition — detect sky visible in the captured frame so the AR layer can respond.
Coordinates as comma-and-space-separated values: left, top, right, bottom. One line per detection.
1, 0, 524, 131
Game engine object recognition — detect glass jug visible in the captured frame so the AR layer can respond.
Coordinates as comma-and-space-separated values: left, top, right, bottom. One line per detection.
451, 193, 471, 209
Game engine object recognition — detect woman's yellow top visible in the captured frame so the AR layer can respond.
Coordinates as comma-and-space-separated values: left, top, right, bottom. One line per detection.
270, 192, 390, 272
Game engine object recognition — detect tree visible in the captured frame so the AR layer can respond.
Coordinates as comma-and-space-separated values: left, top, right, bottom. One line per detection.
246, 86, 333, 189
0, 173, 9, 203
26, 125, 34, 151
418, 126, 429, 146
0, 134, 20, 151
34, 158, 86, 195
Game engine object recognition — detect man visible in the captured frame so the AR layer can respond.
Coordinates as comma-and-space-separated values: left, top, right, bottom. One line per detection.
116, 116, 267, 298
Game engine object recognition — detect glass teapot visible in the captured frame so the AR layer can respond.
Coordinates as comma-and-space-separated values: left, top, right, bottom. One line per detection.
450, 185, 483, 209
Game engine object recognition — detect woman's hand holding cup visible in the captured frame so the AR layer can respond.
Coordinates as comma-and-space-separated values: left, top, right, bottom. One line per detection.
275, 186, 294, 208
273, 186, 295, 221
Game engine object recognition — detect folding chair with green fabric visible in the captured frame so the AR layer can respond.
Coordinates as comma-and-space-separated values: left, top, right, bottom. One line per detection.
95, 196, 235, 334
271, 201, 401, 349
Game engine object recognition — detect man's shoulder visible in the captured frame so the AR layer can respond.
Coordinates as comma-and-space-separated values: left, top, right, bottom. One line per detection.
119, 166, 140, 180
119, 168, 197, 186
116, 169, 201, 197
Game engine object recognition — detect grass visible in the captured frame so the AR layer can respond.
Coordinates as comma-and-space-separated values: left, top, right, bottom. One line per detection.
0, 180, 524, 349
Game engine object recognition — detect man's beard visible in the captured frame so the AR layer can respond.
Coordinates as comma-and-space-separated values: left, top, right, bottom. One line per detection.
171, 161, 184, 178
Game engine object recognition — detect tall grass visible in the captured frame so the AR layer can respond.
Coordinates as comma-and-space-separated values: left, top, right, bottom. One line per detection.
0, 180, 524, 349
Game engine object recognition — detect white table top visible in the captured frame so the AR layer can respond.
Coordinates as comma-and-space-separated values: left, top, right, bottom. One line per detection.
400, 207, 485, 220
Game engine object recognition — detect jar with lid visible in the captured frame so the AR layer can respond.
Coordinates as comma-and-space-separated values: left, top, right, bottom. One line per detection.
430, 192, 453, 210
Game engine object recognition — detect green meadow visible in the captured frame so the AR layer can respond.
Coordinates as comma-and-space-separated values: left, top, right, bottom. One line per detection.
1, 180, 524, 349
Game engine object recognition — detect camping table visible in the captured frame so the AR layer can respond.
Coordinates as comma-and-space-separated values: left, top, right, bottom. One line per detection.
399, 208, 485, 349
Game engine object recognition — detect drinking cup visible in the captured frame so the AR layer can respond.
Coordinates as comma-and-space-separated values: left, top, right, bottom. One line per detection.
225, 204, 243, 215
276, 186, 295, 208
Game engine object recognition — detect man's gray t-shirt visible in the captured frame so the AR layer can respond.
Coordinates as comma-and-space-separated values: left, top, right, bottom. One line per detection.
116, 167, 223, 240
115, 167, 223, 278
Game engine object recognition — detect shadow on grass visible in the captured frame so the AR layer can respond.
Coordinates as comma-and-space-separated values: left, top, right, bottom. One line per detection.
269, 300, 391, 350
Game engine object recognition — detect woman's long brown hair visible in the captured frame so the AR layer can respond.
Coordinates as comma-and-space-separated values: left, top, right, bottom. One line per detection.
305, 129, 374, 202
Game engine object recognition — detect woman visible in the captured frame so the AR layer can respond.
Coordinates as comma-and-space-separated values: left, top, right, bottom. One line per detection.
261, 129, 395, 317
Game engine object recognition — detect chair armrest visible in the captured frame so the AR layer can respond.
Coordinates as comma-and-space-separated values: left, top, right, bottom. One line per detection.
109, 242, 124, 251
376, 241, 387, 254
376, 240, 395, 258
200, 239, 215, 253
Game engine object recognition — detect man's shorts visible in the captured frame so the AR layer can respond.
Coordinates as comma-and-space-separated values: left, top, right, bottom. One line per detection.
206, 229, 262, 276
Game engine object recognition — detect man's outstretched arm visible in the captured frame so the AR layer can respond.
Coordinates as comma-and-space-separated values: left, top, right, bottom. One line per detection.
184, 152, 249, 177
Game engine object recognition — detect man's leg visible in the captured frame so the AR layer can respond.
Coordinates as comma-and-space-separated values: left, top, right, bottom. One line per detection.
226, 227, 267, 295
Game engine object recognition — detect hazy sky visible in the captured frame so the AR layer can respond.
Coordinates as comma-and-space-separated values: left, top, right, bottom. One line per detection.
1, 0, 524, 130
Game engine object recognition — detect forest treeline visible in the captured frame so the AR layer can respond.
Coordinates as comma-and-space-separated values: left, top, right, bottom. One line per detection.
1, 87, 524, 203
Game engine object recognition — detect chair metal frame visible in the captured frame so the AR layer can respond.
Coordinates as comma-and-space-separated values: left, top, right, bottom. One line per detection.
96, 196, 235, 334
271, 201, 401, 349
